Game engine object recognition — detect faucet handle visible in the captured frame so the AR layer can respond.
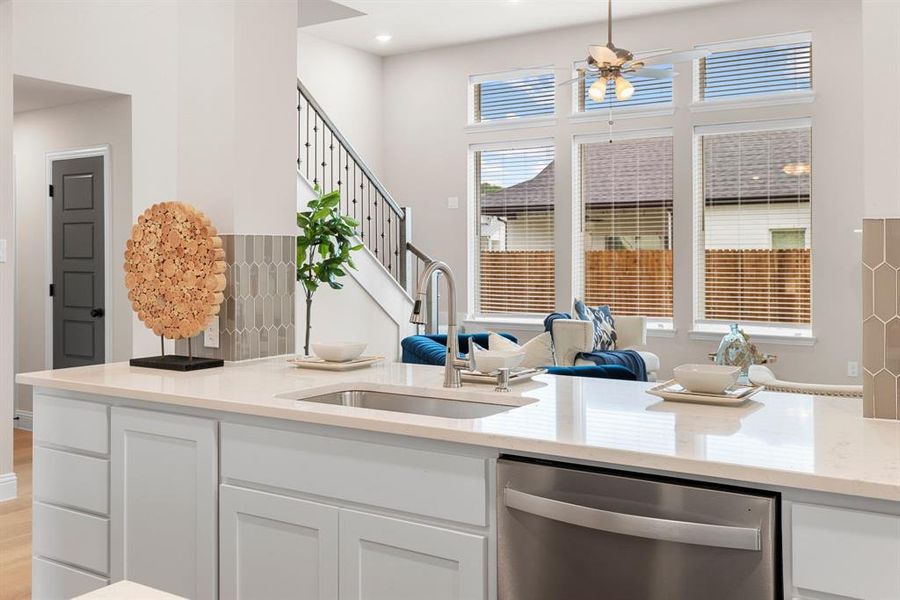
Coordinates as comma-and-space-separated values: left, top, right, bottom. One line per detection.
495, 368, 511, 393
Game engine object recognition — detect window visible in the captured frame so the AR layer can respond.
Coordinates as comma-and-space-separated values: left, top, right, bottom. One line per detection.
576, 134, 674, 319
771, 228, 806, 249
471, 70, 555, 124
578, 65, 673, 112
694, 122, 811, 327
698, 35, 812, 101
474, 143, 555, 315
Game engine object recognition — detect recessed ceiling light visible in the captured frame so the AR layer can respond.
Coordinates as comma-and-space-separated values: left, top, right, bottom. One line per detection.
375, 34, 392, 43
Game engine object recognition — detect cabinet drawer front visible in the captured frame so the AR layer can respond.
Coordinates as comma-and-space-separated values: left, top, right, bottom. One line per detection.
34, 394, 109, 455
33, 557, 109, 600
792, 503, 900, 599
34, 447, 109, 514
221, 423, 489, 526
33, 502, 109, 575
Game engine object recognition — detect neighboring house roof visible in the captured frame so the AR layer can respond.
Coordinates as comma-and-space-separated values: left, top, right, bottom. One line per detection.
480, 131, 810, 215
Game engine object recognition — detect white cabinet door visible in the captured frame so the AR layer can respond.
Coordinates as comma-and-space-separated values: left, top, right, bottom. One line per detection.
110, 407, 217, 600
792, 503, 900, 600
219, 485, 339, 600
339, 510, 486, 600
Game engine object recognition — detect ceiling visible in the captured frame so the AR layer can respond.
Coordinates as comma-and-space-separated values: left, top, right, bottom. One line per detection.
13, 76, 121, 114
299, 0, 737, 56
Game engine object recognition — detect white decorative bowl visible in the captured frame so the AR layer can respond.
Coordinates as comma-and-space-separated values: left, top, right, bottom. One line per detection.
311, 342, 367, 362
473, 350, 525, 374
673, 364, 741, 394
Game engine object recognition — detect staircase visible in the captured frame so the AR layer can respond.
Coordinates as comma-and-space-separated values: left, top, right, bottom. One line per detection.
296, 79, 440, 335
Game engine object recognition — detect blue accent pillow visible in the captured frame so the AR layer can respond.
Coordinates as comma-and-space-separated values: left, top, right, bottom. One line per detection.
573, 299, 617, 351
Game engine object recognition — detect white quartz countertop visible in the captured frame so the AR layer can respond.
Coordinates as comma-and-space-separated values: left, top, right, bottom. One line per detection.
17, 359, 900, 502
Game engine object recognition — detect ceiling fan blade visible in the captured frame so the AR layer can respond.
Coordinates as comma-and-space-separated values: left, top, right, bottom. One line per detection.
631, 67, 676, 80
636, 48, 710, 65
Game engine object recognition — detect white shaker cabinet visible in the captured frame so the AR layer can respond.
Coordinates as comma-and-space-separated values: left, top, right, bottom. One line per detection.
339, 509, 487, 600
110, 407, 218, 600
791, 502, 900, 599
219, 484, 340, 600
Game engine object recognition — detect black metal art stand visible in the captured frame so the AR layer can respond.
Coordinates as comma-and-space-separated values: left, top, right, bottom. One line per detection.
129, 335, 224, 372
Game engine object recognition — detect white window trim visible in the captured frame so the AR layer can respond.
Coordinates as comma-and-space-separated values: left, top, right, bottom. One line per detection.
691, 117, 814, 338
570, 104, 675, 123
468, 66, 556, 126
692, 31, 813, 106
464, 115, 557, 134
467, 137, 556, 319
690, 322, 815, 346
689, 90, 815, 113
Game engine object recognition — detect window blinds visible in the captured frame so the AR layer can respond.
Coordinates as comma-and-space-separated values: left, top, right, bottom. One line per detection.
476, 145, 556, 315
695, 125, 812, 326
579, 65, 673, 111
577, 135, 674, 319
473, 72, 555, 123
699, 41, 812, 101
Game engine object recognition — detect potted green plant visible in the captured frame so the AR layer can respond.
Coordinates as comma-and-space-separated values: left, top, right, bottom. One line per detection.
296, 187, 363, 356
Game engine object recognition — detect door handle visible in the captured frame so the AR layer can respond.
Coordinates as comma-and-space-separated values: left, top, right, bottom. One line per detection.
90, 308, 105, 318
504, 487, 761, 551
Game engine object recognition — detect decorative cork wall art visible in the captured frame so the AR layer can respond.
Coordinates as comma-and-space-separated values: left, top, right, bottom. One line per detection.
126, 201, 227, 371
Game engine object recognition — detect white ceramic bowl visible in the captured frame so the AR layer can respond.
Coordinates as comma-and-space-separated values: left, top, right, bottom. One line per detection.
673, 364, 741, 394
311, 342, 367, 362
473, 350, 525, 374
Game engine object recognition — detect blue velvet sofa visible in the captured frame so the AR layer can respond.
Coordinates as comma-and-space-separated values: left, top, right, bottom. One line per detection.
400, 333, 637, 381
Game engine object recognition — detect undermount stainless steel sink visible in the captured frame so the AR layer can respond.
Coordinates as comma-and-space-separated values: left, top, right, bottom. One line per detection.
281, 389, 519, 419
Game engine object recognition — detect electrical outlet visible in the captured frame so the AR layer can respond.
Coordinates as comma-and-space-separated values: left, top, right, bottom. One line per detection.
847, 361, 859, 377
204, 315, 220, 348
447, 196, 459, 209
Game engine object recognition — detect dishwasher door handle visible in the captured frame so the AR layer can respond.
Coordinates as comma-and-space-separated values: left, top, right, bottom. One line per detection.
504, 487, 761, 551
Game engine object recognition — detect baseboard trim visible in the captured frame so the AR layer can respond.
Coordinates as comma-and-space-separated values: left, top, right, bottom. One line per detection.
0, 472, 17, 502
14, 409, 33, 431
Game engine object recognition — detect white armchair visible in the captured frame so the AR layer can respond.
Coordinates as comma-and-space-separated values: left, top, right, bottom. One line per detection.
550, 316, 660, 382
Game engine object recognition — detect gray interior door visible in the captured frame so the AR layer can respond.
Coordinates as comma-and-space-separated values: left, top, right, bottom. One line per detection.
52, 155, 105, 368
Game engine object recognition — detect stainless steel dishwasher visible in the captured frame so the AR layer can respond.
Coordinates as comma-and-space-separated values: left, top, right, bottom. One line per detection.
498, 457, 780, 600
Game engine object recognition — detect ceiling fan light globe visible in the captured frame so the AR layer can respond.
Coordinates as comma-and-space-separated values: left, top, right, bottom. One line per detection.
588, 77, 608, 102
615, 76, 634, 100
589, 45, 618, 66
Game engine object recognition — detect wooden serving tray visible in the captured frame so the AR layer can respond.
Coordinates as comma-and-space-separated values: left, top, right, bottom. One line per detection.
646, 379, 762, 406
287, 355, 384, 371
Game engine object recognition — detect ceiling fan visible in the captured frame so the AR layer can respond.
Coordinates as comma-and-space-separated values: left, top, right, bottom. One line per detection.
563, 0, 711, 103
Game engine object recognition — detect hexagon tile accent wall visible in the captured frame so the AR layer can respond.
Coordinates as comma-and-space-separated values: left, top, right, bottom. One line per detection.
862, 218, 900, 419
175, 234, 296, 362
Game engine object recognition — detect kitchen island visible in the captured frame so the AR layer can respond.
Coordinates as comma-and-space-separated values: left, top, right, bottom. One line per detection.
16, 360, 900, 599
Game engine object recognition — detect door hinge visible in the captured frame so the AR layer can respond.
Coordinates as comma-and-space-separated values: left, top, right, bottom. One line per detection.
49, 283, 55, 297
48, 184, 54, 197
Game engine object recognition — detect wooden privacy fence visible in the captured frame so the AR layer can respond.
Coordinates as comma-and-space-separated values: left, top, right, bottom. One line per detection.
480, 251, 556, 314
704, 248, 810, 324
584, 250, 673, 318
479, 248, 810, 323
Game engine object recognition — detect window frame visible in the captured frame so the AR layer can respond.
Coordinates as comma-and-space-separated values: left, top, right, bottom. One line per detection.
691, 117, 814, 338
467, 67, 557, 128
691, 31, 814, 111
572, 127, 676, 331
467, 137, 558, 319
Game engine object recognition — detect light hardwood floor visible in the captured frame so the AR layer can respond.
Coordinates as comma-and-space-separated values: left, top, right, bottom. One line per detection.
0, 429, 33, 600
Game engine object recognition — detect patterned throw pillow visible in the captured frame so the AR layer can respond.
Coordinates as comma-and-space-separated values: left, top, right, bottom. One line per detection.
573, 299, 617, 351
